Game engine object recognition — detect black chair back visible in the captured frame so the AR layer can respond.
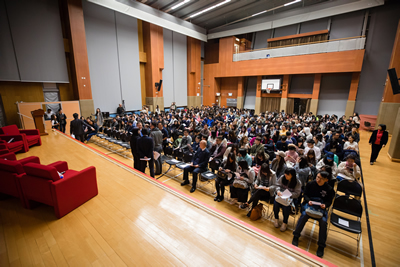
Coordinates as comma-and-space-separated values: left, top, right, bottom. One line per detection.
209, 159, 221, 170
337, 180, 363, 197
333, 195, 363, 217
183, 152, 193, 163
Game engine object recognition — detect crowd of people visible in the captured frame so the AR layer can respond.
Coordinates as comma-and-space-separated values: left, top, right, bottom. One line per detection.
80, 103, 389, 258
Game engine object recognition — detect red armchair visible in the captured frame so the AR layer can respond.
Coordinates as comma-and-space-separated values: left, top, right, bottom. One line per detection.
21, 162, 98, 218
0, 149, 16, 160
0, 125, 42, 153
0, 156, 40, 206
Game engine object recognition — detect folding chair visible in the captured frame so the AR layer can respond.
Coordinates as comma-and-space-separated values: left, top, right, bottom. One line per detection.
198, 169, 217, 194
336, 180, 362, 198
328, 195, 363, 256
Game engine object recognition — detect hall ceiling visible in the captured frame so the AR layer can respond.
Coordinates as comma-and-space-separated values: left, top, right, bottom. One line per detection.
137, 0, 331, 30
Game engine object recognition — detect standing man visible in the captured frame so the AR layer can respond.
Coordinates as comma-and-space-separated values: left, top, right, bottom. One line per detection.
57, 109, 67, 133
130, 127, 141, 170
181, 140, 210, 193
158, 122, 169, 148
117, 104, 125, 116
137, 128, 155, 178
70, 113, 93, 142
150, 122, 163, 175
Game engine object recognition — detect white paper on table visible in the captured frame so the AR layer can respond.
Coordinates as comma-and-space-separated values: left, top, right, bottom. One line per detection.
338, 218, 349, 227
140, 158, 151, 161
310, 201, 322, 206
171, 159, 179, 163
153, 151, 160, 160
205, 173, 214, 177
280, 189, 292, 199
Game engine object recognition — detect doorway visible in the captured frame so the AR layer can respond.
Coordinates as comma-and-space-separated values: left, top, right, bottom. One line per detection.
293, 98, 310, 115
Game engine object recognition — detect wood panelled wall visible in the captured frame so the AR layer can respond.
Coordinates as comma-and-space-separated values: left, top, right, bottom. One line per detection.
203, 36, 365, 106
219, 77, 238, 107
0, 82, 44, 127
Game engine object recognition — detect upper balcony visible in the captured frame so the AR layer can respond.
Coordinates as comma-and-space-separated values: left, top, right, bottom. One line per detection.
233, 36, 366, 62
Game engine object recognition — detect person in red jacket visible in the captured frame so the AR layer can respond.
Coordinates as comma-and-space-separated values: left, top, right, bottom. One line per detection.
368, 124, 388, 165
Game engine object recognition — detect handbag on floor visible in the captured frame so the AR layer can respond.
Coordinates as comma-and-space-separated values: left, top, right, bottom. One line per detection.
250, 203, 264, 221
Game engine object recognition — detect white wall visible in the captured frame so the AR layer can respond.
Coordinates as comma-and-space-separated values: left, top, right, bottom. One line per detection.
163, 29, 188, 107
83, 1, 141, 113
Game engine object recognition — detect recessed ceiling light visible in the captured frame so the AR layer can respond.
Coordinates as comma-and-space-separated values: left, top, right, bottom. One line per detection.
189, 0, 231, 18
171, 0, 190, 10
284, 0, 301, 7
252, 10, 267, 17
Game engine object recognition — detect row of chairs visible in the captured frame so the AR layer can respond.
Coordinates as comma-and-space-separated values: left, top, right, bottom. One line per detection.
92, 128, 132, 158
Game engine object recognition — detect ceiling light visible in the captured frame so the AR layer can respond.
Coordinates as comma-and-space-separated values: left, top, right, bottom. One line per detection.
284, 0, 301, 7
171, 0, 190, 10
252, 10, 267, 17
189, 0, 231, 18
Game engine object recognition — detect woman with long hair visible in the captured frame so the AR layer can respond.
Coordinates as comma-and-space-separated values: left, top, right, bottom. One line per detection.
239, 136, 250, 150
272, 168, 301, 232
270, 151, 287, 180
215, 152, 237, 202
240, 163, 277, 215
294, 156, 311, 186
229, 160, 255, 206
92, 108, 104, 127
237, 126, 248, 140
306, 149, 317, 167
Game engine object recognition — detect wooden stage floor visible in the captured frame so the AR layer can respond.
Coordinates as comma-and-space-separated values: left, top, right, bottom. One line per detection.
1, 130, 399, 266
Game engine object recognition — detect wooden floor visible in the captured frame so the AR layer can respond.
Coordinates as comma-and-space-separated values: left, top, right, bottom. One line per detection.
0, 131, 338, 267
86, 130, 400, 267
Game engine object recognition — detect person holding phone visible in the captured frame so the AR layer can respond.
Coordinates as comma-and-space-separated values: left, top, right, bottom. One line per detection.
214, 152, 237, 202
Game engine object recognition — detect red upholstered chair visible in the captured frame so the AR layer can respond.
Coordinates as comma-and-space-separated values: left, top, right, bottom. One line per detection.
21, 162, 98, 218
0, 156, 41, 206
0, 149, 16, 160
0, 136, 28, 153
0, 124, 42, 152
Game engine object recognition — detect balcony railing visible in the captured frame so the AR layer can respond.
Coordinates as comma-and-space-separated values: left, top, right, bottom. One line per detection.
233, 36, 366, 62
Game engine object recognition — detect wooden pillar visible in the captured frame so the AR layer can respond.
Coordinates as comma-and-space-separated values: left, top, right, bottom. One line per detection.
377, 20, 400, 134
66, 0, 94, 117
345, 72, 361, 118
255, 76, 262, 114
137, 20, 147, 106
280, 75, 289, 112
237, 77, 244, 109
310, 74, 321, 115
143, 22, 164, 111
187, 37, 201, 108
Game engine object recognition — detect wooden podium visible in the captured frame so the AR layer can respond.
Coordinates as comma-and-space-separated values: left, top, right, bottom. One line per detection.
31, 109, 48, 136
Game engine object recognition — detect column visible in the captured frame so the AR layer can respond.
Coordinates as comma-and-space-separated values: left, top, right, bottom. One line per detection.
345, 73, 361, 118
187, 37, 202, 108
255, 76, 262, 114
237, 77, 244, 109
309, 74, 321, 115
66, 0, 94, 118
280, 75, 289, 112
379, 20, 400, 161
143, 22, 164, 111
377, 20, 400, 133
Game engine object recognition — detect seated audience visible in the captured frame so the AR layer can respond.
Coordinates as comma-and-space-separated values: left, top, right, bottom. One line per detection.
304, 139, 321, 161
337, 153, 361, 181
249, 137, 265, 159
292, 171, 335, 258
230, 160, 255, 206
294, 156, 311, 186
240, 163, 277, 215
270, 151, 287, 179
272, 168, 301, 232
285, 144, 299, 164
181, 140, 211, 193
215, 152, 237, 202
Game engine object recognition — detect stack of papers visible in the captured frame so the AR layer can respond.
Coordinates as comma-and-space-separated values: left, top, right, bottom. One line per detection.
280, 189, 292, 199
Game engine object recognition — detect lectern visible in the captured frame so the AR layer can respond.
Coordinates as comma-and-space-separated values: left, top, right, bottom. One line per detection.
31, 109, 48, 136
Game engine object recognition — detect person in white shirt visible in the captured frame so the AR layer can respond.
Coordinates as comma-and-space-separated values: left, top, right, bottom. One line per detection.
344, 135, 359, 154
337, 153, 361, 182
44, 109, 54, 120
304, 139, 321, 161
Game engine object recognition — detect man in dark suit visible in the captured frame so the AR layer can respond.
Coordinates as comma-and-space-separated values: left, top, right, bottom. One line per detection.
181, 140, 210, 193
137, 128, 155, 178
70, 113, 93, 142
57, 109, 67, 133
130, 127, 141, 170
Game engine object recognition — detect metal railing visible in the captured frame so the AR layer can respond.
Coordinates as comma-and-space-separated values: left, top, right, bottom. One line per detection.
233, 36, 366, 62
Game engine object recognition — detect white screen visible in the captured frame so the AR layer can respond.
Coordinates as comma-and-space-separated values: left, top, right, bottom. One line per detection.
261, 79, 281, 90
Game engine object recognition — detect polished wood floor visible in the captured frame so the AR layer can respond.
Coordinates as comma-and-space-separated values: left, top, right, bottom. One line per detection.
86, 130, 400, 267
0, 131, 338, 267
